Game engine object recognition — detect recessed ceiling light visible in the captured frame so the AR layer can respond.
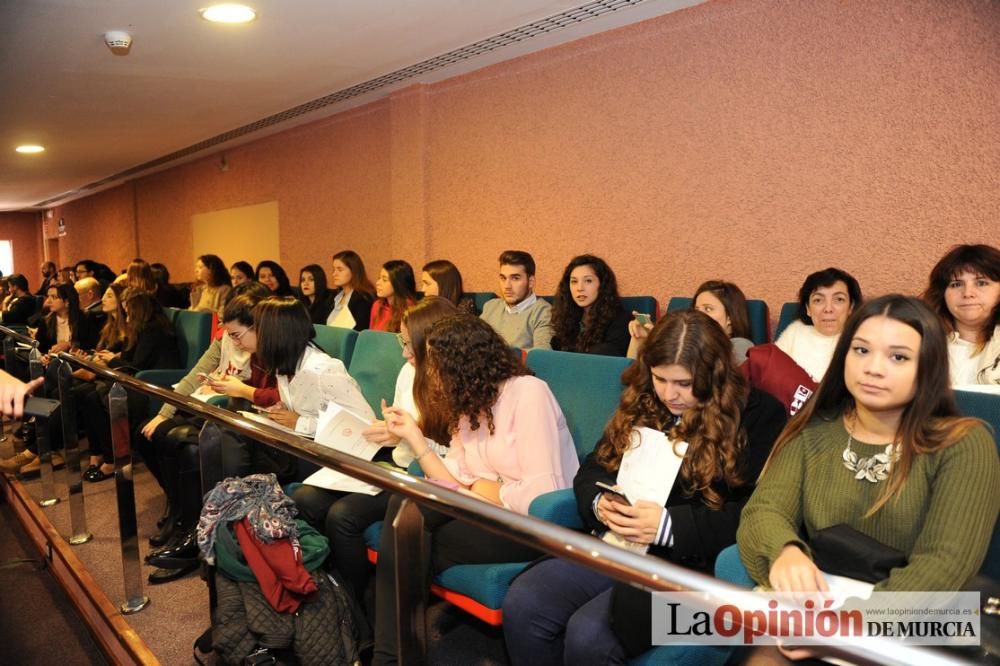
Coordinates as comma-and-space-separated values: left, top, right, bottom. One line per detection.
200, 4, 256, 23
15, 145, 45, 154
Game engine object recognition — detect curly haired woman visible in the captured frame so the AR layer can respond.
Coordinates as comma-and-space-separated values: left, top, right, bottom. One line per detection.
502, 310, 786, 665
371, 314, 579, 665
551, 254, 631, 356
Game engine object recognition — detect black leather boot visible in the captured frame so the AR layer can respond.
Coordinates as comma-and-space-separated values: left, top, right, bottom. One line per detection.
147, 527, 198, 568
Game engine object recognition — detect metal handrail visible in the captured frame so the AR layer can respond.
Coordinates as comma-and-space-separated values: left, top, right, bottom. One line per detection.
54, 352, 975, 666
0, 323, 39, 347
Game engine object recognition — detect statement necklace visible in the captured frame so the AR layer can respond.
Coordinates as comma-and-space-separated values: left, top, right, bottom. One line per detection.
842, 418, 900, 484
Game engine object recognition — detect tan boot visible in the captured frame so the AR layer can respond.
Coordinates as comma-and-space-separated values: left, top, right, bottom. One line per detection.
0, 450, 37, 474
20, 451, 65, 476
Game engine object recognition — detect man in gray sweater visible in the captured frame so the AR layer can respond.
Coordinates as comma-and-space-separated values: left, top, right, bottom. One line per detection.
480, 250, 553, 350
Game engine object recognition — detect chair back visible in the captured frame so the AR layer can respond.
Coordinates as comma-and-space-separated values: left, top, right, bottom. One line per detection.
526, 349, 631, 460
619, 296, 659, 322
775, 302, 800, 340
348, 330, 407, 412
471, 292, 498, 314
173, 310, 213, 370
954, 389, 1000, 581
312, 324, 358, 365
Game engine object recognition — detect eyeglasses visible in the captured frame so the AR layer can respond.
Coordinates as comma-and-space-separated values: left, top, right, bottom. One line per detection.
395, 333, 411, 352
229, 327, 253, 341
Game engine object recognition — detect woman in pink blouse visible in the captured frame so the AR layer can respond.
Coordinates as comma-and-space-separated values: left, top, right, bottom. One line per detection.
372, 314, 578, 665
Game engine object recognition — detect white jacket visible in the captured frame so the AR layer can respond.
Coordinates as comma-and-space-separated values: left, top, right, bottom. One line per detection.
949, 325, 1000, 388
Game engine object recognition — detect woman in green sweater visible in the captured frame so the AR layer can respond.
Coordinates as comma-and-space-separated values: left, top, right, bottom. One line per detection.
738, 294, 999, 595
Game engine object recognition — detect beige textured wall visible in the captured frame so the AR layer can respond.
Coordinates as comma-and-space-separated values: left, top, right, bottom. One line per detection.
51, 0, 1000, 318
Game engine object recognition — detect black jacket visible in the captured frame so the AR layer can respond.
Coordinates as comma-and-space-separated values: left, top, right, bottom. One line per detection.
332, 289, 375, 332
109, 323, 180, 372
302, 292, 336, 325
0, 294, 37, 325
552, 305, 632, 357
572, 388, 787, 656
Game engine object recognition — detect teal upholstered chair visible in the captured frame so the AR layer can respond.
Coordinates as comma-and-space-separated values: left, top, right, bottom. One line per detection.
471, 292, 498, 314
136, 310, 213, 413
620, 295, 660, 322
312, 324, 358, 365
774, 302, 800, 340
665, 296, 771, 345
954, 390, 1000, 580
347, 330, 407, 414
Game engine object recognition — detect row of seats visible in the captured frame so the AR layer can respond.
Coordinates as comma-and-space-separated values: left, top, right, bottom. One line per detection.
137, 310, 1000, 665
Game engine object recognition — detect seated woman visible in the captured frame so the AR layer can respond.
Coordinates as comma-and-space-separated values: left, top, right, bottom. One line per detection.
551, 254, 631, 356
255, 260, 295, 298
502, 310, 787, 665
245, 296, 372, 437
327, 250, 376, 330
124, 259, 157, 295
923, 243, 1000, 388
37, 282, 99, 356
627, 280, 754, 362
372, 315, 579, 665
80, 290, 180, 481
291, 297, 457, 609
370, 260, 417, 332
420, 259, 475, 313
138, 286, 280, 581
150, 263, 188, 309
775, 267, 862, 381
738, 295, 998, 597
229, 261, 254, 287
189, 254, 232, 315
298, 264, 335, 324
138, 284, 272, 506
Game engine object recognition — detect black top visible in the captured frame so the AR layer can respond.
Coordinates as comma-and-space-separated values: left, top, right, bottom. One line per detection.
551, 305, 632, 357
0, 295, 37, 325
333, 289, 375, 332
301, 292, 335, 325
109, 323, 180, 372
156, 283, 189, 310
571, 387, 787, 655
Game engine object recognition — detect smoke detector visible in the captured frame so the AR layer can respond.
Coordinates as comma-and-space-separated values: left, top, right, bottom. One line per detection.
104, 31, 133, 55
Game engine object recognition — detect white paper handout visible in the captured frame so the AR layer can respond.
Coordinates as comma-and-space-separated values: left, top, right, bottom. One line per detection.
602, 427, 688, 554
303, 402, 382, 495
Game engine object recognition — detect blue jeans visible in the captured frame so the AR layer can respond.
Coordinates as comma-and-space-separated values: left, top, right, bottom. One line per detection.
503, 558, 627, 666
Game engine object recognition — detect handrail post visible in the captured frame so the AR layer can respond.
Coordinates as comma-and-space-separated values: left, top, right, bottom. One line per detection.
56, 359, 92, 544
1, 335, 15, 443
392, 498, 427, 664
108, 382, 149, 614
28, 347, 59, 507
198, 422, 225, 613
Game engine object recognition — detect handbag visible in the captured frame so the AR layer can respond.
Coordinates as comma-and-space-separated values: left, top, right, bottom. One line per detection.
809, 524, 907, 584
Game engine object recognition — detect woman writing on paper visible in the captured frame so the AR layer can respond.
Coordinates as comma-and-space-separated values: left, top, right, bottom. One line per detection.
291, 296, 458, 611
503, 310, 787, 665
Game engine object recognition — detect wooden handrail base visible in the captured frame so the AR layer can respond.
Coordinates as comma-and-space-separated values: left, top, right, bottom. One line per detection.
1, 472, 160, 665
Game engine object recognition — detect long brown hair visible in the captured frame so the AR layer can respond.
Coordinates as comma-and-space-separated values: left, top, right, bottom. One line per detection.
595, 310, 750, 509
762, 294, 982, 516
422, 260, 465, 306
404, 297, 459, 444
693, 280, 751, 340
332, 250, 375, 296
551, 254, 623, 353
421, 315, 529, 436
125, 259, 157, 294
98, 283, 127, 350
123, 290, 172, 351
377, 260, 417, 333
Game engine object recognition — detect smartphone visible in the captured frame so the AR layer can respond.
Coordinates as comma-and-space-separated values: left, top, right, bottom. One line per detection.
197, 372, 212, 382
595, 481, 632, 506
632, 312, 652, 328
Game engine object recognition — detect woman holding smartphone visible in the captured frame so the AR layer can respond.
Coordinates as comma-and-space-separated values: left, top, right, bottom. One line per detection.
503, 310, 786, 665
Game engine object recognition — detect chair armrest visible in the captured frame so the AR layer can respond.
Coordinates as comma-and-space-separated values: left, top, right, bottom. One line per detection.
528, 488, 582, 529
